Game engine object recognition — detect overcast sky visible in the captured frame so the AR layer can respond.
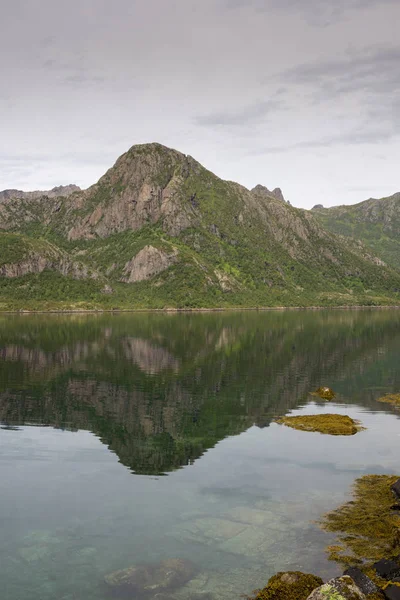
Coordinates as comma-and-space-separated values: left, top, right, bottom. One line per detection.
0, 0, 399, 208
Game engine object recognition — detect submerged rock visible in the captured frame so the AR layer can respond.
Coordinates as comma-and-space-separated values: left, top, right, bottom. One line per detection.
104, 558, 196, 596
311, 387, 336, 400
247, 571, 323, 600
276, 414, 363, 436
306, 575, 366, 599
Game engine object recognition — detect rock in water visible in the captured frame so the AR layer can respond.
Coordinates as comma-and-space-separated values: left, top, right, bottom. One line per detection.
343, 567, 380, 596
306, 576, 366, 599
276, 414, 363, 436
248, 571, 323, 599
384, 584, 400, 600
104, 558, 196, 595
311, 387, 336, 400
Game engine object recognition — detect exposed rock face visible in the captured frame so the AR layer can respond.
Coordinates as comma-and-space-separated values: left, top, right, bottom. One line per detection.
251, 184, 287, 203
66, 144, 199, 240
306, 576, 366, 600
0, 185, 80, 202
1, 142, 400, 307
121, 245, 178, 283
312, 204, 324, 210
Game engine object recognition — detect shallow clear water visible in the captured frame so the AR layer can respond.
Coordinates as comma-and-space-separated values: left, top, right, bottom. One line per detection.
0, 310, 399, 600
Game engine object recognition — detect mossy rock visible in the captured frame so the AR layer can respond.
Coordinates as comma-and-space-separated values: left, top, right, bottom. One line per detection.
320, 475, 400, 567
276, 414, 363, 436
311, 387, 336, 400
247, 571, 323, 600
307, 575, 367, 599
377, 394, 400, 408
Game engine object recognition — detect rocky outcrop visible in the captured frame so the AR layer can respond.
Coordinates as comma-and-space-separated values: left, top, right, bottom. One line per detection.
251, 184, 287, 203
306, 576, 366, 600
121, 245, 178, 283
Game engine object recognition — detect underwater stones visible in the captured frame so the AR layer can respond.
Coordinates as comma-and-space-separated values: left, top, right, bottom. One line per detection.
343, 567, 381, 596
276, 414, 363, 436
18, 544, 51, 562
104, 557, 196, 596
306, 575, 367, 600
311, 387, 336, 400
248, 571, 323, 600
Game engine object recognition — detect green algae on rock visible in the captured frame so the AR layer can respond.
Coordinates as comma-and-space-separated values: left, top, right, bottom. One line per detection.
311, 387, 336, 400
276, 414, 363, 436
320, 475, 400, 567
377, 394, 400, 408
307, 575, 367, 599
247, 571, 323, 600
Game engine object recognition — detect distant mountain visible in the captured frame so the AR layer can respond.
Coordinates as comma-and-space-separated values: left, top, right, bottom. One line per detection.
0, 184, 81, 202
0, 143, 399, 310
311, 192, 400, 271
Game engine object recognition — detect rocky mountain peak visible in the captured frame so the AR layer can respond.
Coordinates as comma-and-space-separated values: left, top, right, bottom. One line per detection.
251, 184, 287, 203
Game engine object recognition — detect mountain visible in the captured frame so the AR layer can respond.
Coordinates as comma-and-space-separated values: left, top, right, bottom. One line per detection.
311, 192, 400, 271
0, 143, 399, 310
0, 184, 81, 202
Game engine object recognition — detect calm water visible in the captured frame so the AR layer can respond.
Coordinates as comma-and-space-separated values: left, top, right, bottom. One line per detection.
0, 310, 399, 600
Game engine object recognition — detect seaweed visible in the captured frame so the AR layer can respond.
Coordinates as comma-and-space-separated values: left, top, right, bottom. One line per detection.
247, 571, 323, 600
311, 387, 336, 400
320, 475, 400, 567
276, 414, 363, 436
377, 394, 400, 408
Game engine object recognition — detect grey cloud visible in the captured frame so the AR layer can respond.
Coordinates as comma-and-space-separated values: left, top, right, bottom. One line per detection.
195, 99, 283, 127
226, 0, 399, 26
252, 129, 396, 154
281, 47, 400, 94
274, 46, 400, 138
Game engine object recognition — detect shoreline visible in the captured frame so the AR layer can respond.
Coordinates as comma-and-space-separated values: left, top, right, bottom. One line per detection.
0, 305, 400, 314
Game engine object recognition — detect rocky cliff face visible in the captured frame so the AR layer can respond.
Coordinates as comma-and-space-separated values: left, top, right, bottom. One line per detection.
0, 143, 399, 308
251, 184, 287, 203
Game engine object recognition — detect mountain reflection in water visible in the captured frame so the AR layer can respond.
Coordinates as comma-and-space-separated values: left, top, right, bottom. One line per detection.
0, 310, 399, 475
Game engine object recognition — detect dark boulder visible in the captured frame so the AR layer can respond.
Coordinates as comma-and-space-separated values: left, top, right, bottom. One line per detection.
372, 558, 400, 580
392, 479, 400, 499
343, 567, 380, 596
383, 584, 400, 600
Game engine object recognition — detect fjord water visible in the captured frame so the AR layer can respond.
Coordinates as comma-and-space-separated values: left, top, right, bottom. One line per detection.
1, 311, 399, 600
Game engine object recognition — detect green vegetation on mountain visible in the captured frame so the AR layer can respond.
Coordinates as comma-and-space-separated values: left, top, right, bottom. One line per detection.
312, 193, 400, 271
1, 143, 400, 309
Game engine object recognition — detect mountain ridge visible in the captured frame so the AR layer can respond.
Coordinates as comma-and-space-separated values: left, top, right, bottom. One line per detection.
311, 191, 400, 271
0, 142, 399, 310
